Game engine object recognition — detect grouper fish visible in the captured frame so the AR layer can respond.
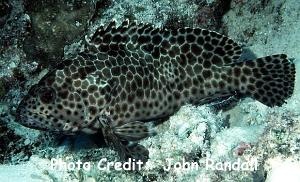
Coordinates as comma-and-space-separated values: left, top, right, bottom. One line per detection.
16, 20, 296, 161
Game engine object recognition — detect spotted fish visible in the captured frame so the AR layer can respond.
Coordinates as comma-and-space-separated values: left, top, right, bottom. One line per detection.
16, 20, 296, 161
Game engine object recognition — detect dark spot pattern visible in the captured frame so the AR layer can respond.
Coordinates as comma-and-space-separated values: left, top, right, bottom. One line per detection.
17, 19, 295, 148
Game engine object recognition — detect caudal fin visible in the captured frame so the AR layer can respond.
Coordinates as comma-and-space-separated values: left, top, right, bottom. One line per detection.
235, 54, 295, 107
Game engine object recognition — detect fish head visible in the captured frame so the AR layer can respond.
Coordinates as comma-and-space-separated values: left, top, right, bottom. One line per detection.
16, 70, 85, 133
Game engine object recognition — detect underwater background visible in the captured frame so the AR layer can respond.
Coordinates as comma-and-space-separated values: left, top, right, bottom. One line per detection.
0, 0, 299, 181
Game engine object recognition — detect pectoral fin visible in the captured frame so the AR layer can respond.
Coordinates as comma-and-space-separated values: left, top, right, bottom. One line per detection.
114, 121, 157, 141
97, 116, 152, 163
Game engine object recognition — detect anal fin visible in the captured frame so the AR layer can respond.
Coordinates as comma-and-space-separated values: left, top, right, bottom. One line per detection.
209, 92, 241, 111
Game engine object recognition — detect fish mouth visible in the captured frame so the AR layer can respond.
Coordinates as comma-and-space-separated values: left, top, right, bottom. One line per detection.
15, 104, 34, 129
15, 112, 48, 131
15, 101, 47, 131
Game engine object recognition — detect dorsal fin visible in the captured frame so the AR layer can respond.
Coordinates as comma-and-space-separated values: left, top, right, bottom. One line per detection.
85, 20, 242, 66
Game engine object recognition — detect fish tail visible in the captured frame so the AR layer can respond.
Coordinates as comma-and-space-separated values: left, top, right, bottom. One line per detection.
230, 54, 295, 107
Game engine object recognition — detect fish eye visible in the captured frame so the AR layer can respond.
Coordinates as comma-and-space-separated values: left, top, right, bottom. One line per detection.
39, 87, 56, 104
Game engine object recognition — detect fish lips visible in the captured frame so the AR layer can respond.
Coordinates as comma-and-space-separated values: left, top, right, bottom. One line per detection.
15, 101, 48, 131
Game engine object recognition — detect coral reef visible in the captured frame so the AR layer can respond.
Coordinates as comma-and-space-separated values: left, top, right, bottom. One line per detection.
0, 0, 12, 28
0, 123, 34, 164
23, 0, 95, 67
